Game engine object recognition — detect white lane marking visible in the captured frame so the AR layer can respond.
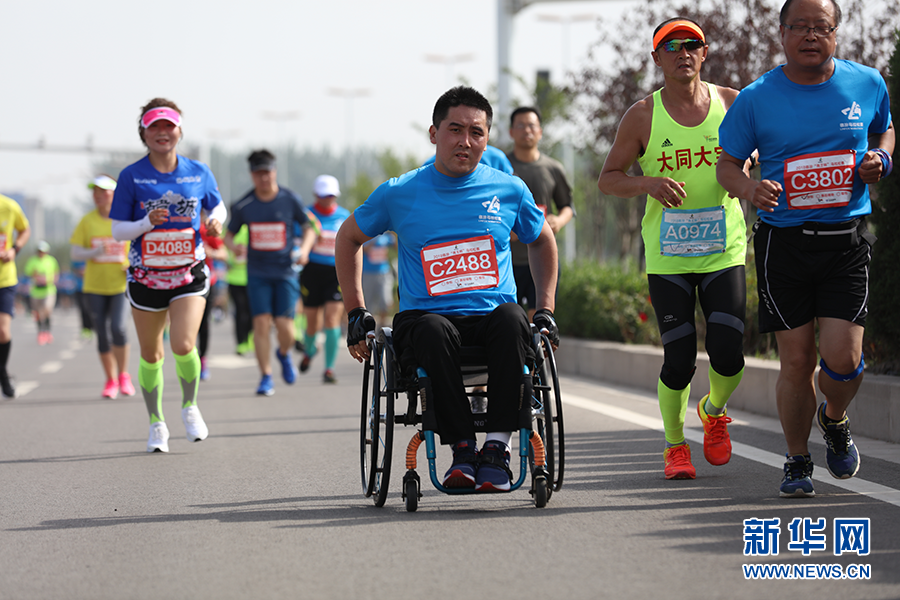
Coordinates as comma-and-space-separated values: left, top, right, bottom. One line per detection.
563, 392, 900, 509
207, 355, 258, 369
60, 350, 75, 360
39, 361, 63, 374
14, 381, 39, 397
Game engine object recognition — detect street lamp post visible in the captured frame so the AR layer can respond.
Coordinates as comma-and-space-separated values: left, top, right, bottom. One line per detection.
535, 12, 595, 264
424, 53, 476, 89
327, 88, 371, 185
261, 110, 301, 189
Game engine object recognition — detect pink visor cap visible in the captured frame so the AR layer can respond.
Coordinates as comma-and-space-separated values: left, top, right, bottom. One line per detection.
141, 107, 182, 128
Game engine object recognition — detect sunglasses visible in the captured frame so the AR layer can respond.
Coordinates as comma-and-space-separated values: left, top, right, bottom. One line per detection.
657, 38, 705, 53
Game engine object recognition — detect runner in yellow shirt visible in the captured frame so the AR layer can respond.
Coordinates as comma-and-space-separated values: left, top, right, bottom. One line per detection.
24, 241, 59, 346
0, 193, 30, 398
70, 175, 135, 399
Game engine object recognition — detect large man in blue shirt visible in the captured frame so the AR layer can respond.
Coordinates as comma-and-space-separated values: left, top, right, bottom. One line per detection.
717, 0, 894, 497
336, 86, 559, 492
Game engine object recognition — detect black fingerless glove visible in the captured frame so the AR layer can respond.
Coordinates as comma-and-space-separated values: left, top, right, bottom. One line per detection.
532, 308, 559, 347
346, 307, 376, 347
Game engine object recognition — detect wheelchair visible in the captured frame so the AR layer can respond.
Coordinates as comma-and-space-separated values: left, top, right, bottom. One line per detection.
359, 323, 565, 512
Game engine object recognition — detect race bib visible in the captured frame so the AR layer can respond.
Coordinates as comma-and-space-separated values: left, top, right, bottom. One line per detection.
91, 237, 127, 263
659, 206, 727, 257
141, 229, 195, 268
249, 222, 286, 251
421, 235, 499, 297
366, 245, 389, 264
784, 149, 855, 209
313, 230, 338, 257
0, 234, 6, 251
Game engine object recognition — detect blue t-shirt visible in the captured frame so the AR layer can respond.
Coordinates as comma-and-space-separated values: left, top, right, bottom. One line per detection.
719, 59, 892, 227
110, 155, 223, 274
422, 144, 514, 174
354, 163, 544, 315
227, 188, 309, 279
363, 233, 395, 274
307, 203, 351, 267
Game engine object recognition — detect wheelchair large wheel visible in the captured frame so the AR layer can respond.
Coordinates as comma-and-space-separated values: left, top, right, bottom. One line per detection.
359, 338, 394, 506
534, 333, 565, 494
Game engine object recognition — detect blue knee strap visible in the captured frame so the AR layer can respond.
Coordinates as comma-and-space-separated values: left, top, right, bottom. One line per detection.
819, 352, 865, 382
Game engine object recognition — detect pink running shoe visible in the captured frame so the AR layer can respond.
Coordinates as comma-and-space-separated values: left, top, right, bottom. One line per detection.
102, 378, 119, 399
119, 373, 136, 397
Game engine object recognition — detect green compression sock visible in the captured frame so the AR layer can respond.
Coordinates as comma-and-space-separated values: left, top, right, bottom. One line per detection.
304, 332, 318, 357
706, 365, 744, 414
139, 357, 165, 423
174, 348, 201, 408
294, 313, 307, 340
658, 378, 690, 446
324, 327, 341, 369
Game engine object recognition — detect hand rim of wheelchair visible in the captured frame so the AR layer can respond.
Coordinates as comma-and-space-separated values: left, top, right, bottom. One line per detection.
360, 335, 393, 506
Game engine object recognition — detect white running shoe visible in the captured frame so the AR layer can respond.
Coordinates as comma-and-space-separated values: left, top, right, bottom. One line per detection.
182, 405, 209, 442
147, 422, 170, 453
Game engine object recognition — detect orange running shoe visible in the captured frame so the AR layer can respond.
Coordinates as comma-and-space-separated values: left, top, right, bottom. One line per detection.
697, 394, 733, 466
663, 443, 696, 479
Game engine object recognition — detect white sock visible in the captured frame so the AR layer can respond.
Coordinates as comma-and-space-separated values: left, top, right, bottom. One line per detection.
485, 432, 511, 449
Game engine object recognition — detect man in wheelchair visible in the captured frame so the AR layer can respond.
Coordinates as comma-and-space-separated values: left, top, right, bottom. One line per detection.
336, 86, 559, 492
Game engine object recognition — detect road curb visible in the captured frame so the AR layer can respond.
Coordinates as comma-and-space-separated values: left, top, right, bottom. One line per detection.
555, 337, 900, 444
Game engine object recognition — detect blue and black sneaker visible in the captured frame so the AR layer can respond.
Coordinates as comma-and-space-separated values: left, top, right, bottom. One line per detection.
443, 439, 478, 488
256, 374, 275, 397
276, 349, 297, 385
816, 402, 860, 479
476, 440, 512, 492
780, 454, 815, 498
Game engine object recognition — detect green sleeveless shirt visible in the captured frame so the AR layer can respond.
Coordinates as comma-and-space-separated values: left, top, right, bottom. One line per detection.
637, 83, 746, 274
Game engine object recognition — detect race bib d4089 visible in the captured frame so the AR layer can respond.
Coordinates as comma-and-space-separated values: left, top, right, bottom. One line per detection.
784, 149, 855, 210
141, 229, 196, 268
421, 235, 500, 297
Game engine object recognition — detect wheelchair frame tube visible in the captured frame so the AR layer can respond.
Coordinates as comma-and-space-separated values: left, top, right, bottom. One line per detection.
424, 429, 530, 494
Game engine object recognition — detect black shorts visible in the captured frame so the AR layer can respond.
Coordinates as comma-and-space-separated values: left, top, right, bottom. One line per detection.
127, 263, 209, 312
0, 285, 16, 316
300, 262, 342, 307
753, 219, 872, 333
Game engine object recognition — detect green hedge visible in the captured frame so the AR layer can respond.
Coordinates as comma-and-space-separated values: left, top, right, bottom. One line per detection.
556, 260, 777, 358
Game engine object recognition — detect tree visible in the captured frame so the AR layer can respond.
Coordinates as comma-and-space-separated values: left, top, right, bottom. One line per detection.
865, 30, 900, 373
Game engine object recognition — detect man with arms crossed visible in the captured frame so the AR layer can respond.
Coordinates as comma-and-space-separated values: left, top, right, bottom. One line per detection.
717, 0, 893, 497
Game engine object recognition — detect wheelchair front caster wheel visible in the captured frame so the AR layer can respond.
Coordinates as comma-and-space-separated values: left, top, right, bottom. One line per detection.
405, 478, 419, 512
533, 477, 549, 508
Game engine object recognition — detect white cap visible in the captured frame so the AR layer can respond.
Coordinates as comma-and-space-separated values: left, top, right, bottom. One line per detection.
37, 240, 51, 253
313, 174, 341, 198
88, 175, 117, 190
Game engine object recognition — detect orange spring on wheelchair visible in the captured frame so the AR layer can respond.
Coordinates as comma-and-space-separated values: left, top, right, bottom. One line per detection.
530, 431, 546, 467
406, 431, 425, 470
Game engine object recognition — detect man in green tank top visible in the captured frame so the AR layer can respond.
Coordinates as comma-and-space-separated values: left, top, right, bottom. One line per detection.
598, 18, 748, 480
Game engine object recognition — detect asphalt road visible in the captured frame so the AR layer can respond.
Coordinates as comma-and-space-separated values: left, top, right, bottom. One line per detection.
2, 308, 899, 600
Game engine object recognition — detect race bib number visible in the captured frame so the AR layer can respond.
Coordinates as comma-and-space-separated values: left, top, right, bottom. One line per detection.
421, 235, 499, 297
0, 234, 6, 251
91, 237, 127, 263
659, 206, 727, 257
784, 149, 855, 209
313, 230, 338, 257
366, 245, 389, 264
141, 229, 195, 268
249, 222, 287, 251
